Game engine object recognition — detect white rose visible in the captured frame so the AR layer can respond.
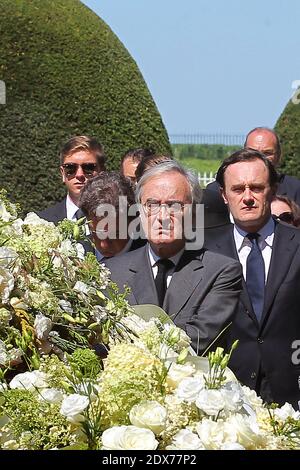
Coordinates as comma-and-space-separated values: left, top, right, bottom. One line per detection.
9, 371, 48, 391
220, 382, 244, 413
34, 313, 52, 340
196, 418, 226, 449
274, 402, 300, 421
0, 267, 14, 303
166, 362, 195, 389
129, 400, 167, 434
102, 425, 158, 450
221, 442, 245, 450
39, 388, 64, 404
60, 394, 89, 424
176, 376, 205, 403
196, 389, 226, 416
224, 414, 265, 450
240, 385, 263, 411
166, 429, 205, 450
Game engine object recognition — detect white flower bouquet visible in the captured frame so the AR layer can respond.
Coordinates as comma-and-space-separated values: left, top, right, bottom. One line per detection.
0, 190, 300, 450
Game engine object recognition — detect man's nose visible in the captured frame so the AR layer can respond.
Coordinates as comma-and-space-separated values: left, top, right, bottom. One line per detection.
243, 187, 254, 203
75, 165, 85, 179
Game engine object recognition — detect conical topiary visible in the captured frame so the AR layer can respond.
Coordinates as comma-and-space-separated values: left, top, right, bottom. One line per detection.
0, 0, 171, 213
275, 89, 300, 179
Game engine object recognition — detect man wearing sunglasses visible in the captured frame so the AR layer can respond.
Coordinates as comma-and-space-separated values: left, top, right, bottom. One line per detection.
38, 135, 105, 224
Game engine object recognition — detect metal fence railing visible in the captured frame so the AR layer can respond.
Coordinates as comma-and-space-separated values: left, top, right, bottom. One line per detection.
170, 133, 246, 146
198, 171, 215, 188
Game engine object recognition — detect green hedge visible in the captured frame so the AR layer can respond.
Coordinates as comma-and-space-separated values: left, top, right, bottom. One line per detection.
275, 91, 300, 179
0, 0, 171, 213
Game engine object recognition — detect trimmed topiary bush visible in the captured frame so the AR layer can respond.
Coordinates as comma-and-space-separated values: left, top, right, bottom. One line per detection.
275, 91, 300, 179
0, 0, 171, 213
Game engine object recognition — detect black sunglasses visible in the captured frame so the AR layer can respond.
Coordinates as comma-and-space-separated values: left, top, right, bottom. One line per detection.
62, 163, 98, 177
275, 211, 294, 223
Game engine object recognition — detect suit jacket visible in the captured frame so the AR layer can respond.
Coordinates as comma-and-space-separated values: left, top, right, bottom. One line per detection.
105, 245, 242, 355
37, 198, 67, 224
207, 173, 300, 205
204, 222, 300, 408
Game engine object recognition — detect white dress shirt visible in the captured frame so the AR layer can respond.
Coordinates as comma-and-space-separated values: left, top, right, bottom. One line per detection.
233, 218, 275, 282
148, 245, 184, 287
66, 194, 79, 221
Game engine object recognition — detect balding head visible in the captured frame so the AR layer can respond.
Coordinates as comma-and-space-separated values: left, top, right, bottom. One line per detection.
244, 127, 281, 167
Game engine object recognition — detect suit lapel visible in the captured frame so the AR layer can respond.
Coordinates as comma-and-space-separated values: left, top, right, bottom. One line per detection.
261, 223, 299, 326
163, 250, 204, 318
127, 246, 159, 305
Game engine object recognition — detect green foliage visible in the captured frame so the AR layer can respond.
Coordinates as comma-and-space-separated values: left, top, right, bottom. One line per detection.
180, 158, 221, 175
275, 95, 300, 178
172, 144, 240, 161
68, 348, 101, 378
0, 0, 171, 213
1, 389, 71, 449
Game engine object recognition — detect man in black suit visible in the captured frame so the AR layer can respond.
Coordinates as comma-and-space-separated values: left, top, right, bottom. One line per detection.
207, 127, 300, 205
38, 135, 105, 223
79, 171, 145, 261
106, 161, 242, 355
205, 148, 300, 409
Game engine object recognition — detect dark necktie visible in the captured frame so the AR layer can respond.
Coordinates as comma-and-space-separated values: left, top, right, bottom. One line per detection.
154, 259, 174, 307
246, 233, 265, 322
74, 208, 85, 220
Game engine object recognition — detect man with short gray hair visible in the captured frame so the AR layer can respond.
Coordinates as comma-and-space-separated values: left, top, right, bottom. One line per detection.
106, 160, 242, 355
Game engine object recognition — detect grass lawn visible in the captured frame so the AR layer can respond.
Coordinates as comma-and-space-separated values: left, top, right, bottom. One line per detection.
178, 158, 221, 175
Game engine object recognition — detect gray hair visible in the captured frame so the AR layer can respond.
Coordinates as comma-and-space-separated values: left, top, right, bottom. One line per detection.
135, 160, 202, 205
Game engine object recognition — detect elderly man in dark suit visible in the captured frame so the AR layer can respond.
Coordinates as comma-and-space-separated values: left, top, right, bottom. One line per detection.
204, 148, 300, 409
38, 135, 105, 223
105, 160, 242, 355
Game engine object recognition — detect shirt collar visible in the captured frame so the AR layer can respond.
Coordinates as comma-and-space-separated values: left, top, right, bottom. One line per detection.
148, 244, 184, 268
234, 217, 275, 252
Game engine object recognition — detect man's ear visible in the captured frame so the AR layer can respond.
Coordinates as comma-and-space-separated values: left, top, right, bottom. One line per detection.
220, 187, 228, 205
60, 166, 66, 183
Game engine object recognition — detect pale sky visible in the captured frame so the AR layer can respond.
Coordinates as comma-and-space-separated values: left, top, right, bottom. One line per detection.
82, 0, 300, 137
